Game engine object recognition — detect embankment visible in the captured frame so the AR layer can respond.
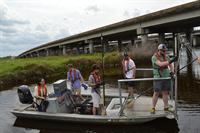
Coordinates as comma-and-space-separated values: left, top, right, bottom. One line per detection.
0, 51, 152, 90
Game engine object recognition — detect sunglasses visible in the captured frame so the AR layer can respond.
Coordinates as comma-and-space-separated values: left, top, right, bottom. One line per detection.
160, 50, 166, 52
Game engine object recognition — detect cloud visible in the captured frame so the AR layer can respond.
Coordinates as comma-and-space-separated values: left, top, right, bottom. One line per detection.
0, 26, 17, 34
0, 0, 71, 57
123, 9, 141, 18
85, 5, 100, 13
0, 0, 195, 57
0, 2, 29, 26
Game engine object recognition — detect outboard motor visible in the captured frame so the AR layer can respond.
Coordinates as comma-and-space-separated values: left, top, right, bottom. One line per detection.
17, 85, 33, 104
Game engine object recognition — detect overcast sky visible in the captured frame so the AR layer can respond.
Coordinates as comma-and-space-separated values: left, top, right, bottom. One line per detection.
0, 0, 195, 57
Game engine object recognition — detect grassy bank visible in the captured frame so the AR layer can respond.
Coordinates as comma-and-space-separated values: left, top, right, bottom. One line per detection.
0, 52, 152, 90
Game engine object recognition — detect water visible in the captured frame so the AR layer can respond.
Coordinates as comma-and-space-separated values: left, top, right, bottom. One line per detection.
0, 49, 200, 133
0, 89, 38, 133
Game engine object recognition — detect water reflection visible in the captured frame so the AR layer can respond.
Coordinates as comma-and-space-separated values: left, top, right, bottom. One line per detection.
0, 89, 39, 133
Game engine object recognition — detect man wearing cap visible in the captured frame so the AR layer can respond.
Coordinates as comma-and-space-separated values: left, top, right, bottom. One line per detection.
150, 44, 178, 114
122, 51, 136, 98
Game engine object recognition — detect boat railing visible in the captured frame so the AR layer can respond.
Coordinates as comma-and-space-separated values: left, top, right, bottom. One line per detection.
117, 69, 175, 116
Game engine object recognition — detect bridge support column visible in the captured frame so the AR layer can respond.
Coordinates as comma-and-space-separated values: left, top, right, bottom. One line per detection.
82, 45, 85, 54
141, 34, 148, 45
159, 33, 165, 44
192, 35, 197, 47
76, 46, 80, 54
36, 51, 39, 57
62, 46, 66, 55
185, 31, 193, 64
118, 40, 122, 52
104, 41, 109, 52
131, 39, 135, 46
46, 49, 49, 56
89, 41, 94, 54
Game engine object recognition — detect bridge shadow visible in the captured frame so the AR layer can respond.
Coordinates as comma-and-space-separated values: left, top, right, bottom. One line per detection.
14, 117, 179, 133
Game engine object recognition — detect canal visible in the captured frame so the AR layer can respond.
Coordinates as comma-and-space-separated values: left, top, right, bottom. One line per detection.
0, 49, 200, 133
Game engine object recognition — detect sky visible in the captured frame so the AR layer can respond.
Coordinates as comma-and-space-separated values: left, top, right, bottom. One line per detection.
0, 0, 195, 57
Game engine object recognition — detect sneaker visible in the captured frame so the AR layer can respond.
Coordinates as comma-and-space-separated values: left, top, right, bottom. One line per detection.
164, 107, 169, 111
164, 107, 173, 112
150, 108, 156, 114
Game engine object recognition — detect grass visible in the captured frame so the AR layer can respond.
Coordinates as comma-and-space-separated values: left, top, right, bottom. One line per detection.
0, 53, 102, 76
0, 51, 152, 90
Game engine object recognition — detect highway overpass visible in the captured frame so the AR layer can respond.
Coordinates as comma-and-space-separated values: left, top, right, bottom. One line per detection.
19, 0, 200, 58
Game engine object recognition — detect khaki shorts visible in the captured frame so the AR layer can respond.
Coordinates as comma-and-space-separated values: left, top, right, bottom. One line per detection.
92, 92, 101, 108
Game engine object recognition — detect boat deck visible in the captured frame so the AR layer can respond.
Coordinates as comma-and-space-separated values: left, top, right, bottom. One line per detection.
12, 95, 175, 124
124, 96, 175, 118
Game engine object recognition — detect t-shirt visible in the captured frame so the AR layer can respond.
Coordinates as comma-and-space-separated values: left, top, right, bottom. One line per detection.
67, 69, 82, 89
123, 58, 136, 79
88, 74, 101, 94
151, 55, 170, 78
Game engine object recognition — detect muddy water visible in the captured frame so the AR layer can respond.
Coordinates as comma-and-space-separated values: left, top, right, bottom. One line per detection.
0, 49, 200, 133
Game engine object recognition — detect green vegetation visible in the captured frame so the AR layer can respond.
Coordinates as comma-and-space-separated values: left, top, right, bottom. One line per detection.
0, 51, 152, 90
0, 54, 101, 76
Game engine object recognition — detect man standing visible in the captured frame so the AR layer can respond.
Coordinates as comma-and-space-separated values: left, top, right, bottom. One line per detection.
122, 51, 136, 97
151, 44, 178, 114
67, 64, 84, 101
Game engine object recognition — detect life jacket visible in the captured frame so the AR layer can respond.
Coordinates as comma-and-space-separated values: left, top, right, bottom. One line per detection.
122, 57, 130, 72
91, 71, 101, 96
38, 85, 47, 97
91, 72, 101, 84
69, 69, 80, 82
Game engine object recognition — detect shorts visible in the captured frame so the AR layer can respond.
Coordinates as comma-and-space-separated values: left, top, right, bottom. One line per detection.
72, 88, 81, 95
153, 80, 171, 92
92, 92, 101, 108
126, 81, 134, 87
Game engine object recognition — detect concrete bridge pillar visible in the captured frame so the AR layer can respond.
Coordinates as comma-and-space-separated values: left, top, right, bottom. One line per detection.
46, 49, 49, 56
141, 34, 148, 45
159, 33, 165, 44
185, 31, 193, 62
36, 51, 39, 57
118, 40, 122, 52
76, 46, 80, 54
131, 39, 135, 46
104, 41, 109, 52
82, 45, 85, 54
192, 35, 197, 47
63, 45, 66, 55
88, 40, 94, 54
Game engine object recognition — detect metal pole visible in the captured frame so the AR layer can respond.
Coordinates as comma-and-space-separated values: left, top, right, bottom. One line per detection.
174, 34, 178, 116
101, 34, 106, 106
118, 81, 123, 115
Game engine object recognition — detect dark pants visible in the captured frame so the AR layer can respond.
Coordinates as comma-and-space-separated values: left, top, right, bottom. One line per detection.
37, 100, 49, 112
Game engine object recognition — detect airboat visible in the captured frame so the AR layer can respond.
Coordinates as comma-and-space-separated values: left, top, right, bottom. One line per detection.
12, 73, 178, 125
13, 33, 200, 125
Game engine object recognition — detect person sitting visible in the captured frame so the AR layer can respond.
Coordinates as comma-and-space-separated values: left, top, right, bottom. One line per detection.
34, 78, 49, 112
88, 64, 102, 115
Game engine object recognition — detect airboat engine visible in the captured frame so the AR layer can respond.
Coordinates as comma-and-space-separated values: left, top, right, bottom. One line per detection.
17, 85, 33, 104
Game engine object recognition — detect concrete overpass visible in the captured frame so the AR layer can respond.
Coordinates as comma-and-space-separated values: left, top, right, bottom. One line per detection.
19, 0, 200, 58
